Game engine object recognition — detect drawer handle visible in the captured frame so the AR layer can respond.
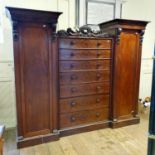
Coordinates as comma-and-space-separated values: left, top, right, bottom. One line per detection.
97, 43, 101, 47
70, 102, 77, 107
97, 86, 101, 90
70, 116, 76, 122
96, 98, 101, 103
96, 112, 100, 117
97, 51, 102, 57
70, 64, 74, 69
70, 41, 75, 46
70, 53, 75, 57
71, 74, 78, 80
96, 63, 101, 69
96, 73, 101, 78
71, 87, 77, 93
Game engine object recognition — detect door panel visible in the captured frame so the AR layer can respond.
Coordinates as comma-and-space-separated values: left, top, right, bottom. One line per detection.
20, 25, 51, 137
114, 31, 139, 118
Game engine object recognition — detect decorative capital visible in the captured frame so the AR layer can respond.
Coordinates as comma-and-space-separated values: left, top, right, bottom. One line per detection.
51, 32, 57, 41
12, 21, 19, 41
140, 30, 145, 45
116, 28, 122, 44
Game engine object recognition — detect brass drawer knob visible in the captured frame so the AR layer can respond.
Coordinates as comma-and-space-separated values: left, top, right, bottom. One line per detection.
70, 116, 76, 122
70, 102, 77, 107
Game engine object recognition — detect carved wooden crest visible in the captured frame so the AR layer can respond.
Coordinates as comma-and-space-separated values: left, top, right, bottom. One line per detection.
57, 25, 111, 38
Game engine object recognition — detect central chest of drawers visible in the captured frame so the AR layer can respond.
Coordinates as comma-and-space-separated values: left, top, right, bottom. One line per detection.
58, 37, 113, 129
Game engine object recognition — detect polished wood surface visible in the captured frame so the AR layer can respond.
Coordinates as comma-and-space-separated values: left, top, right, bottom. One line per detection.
60, 70, 110, 84
20, 24, 51, 137
59, 94, 109, 113
99, 19, 149, 127
58, 37, 112, 131
60, 82, 110, 98
59, 60, 111, 71
7, 9, 148, 148
59, 38, 111, 49
59, 49, 111, 60
60, 108, 109, 128
114, 31, 139, 118
7, 7, 61, 146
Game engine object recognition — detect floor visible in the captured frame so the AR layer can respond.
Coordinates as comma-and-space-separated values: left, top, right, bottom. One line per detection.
4, 113, 149, 155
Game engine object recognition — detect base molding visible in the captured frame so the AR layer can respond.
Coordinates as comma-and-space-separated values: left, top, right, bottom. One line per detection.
17, 118, 140, 148
17, 133, 59, 148
60, 121, 110, 137
110, 117, 140, 128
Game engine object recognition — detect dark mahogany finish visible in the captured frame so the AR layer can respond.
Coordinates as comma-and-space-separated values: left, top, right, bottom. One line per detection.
99, 19, 149, 127
58, 37, 112, 131
60, 70, 110, 84
7, 8, 148, 148
59, 60, 111, 71
59, 49, 111, 60
59, 94, 109, 113
60, 108, 109, 128
7, 7, 61, 147
60, 82, 110, 98
59, 38, 111, 49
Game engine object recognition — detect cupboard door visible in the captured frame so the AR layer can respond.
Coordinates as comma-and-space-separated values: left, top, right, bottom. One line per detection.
19, 24, 51, 137
114, 31, 140, 118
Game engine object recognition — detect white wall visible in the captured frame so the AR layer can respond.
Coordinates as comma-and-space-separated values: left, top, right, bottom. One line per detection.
122, 0, 155, 99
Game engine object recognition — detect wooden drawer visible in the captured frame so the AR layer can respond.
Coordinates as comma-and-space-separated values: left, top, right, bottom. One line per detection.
59, 49, 111, 60
60, 108, 109, 128
59, 94, 109, 113
60, 82, 110, 98
59, 60, 111, 71
59, 38, 111, 49
60, 70, 110, 84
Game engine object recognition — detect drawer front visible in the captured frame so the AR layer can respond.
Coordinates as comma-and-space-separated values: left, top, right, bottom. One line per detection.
59, 49, 111, 60
60, 70, 110, 84
60, 108, 109, 128
59, 39, 111, 49
59, 60, 111, 71
60, 94, 110, 113
60, 82, 110, 98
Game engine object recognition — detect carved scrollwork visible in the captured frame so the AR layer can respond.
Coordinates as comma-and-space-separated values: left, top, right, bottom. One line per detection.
52, 32, 57, 41
57, 25, 111, 38
51, 23, 57, 41
139, 30, 145, 45
13, 21, 19, 41
116, 28, 122, 44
